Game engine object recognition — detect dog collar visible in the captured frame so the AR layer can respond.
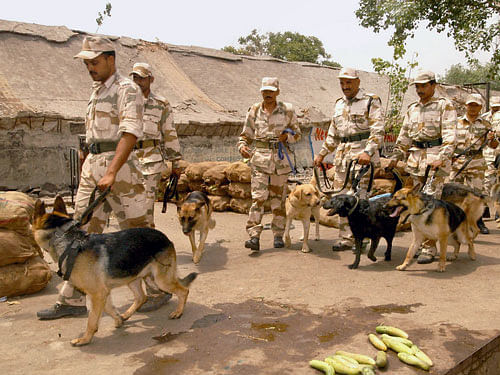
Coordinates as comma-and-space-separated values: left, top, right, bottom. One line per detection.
348, 195, 360, 216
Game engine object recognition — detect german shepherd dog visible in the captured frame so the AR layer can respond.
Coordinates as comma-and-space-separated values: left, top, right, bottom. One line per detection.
323, 194, 399, 269
284, 176, 322, 253
32, 196, 197, 346
177, 191, 216, 264
386, 185, 476, 272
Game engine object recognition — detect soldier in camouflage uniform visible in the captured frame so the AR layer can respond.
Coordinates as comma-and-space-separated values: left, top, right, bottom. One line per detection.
130, 63, 182, 227
239, 77, 301, 252
314, 67, 384, 251
450, 93, 496, 234
130, 62, 183, 312
38, 37, 149, 320
389, 70, 457, 264
482, 96, 500, 219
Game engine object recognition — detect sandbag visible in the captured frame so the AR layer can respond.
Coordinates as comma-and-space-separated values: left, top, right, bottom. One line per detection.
209, 196, 231, 212
0, 229, 41, 266
319, 207, 339, 228
230, 198, 252, 214
224, 161, 251, 183
228, 182, 251, 199
0, 192, 35, 232
185, 162, 221, 181
204, 184, 229, 196
176, 174, 189, 193
0, 256, 52, 297
370, 179, 396, 197
188, 180, 204, 192
202, 163, 230, 186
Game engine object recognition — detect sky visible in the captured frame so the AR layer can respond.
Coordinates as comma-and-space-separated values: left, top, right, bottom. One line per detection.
2, 0, 493, 77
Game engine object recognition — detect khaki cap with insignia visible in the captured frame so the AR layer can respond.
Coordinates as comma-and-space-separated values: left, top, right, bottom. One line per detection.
74, 36, 115, 59
410, 70, 436, 85
490, 96, 500, 108
130, 62, 152, 78
465, 93, 483, 106
337, 67, 359, 79
260, 77, 279, 91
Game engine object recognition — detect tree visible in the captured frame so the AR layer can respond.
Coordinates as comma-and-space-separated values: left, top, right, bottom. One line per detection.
443, 62, 500, 90
355, 0, 500, 78
372, 56, 418, 134
95, 2, 112, 32
223, 29, 341, 67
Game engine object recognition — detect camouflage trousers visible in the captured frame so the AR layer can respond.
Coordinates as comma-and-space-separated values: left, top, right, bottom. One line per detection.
141, 171, 162, 228
246, 170, 288, 238
449, 159, 486, 193
58, 152, 149, 307
333, 163, 371, 244
483, 146, 498, 196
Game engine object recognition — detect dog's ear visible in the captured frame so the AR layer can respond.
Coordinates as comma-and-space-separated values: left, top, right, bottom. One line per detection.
53, 195, 68, 215
34, 199, 46, 218
403, 176, 414, 189
411, 182, 422, 194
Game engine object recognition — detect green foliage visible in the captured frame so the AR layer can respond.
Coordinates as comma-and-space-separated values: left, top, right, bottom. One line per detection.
223, 29, 341, 66
443, 62, 500, 90
356, 0, 500, 78
372, 56, 418, 134
96, 2, 112, 32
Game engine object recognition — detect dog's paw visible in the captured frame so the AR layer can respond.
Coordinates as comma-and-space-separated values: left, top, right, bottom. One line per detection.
446, 254, 458, 261
299, 235, 304, 241
437, 263, 446, 272
284, 237, 292, 248
169, 310, 183, 319
301, 247, 311, 253
368, 254, 377, 262
468, 252, 476, 261
114, 316, 124, 328
384, 255, 391, 261
348, 263, 359, 269
314, 236, 320, 241
396, 264, 407, 271
70, 337, 91, 347
192, 255, 201, 264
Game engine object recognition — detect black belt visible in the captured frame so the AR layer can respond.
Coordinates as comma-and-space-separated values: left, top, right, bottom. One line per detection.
88, 141, 118, 154
339, 131, 370, 143
412, 138, 443, 148
135, 139, 160, 149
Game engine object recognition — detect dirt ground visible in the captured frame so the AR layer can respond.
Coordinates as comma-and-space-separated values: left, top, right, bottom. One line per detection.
2, 202, 500, 374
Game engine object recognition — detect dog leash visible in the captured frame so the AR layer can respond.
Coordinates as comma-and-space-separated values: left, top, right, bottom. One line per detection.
161, 174, 179, 213
278, 128, 297, 175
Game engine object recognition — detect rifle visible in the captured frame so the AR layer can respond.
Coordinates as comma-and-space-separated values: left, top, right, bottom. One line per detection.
452, 129, 491, 179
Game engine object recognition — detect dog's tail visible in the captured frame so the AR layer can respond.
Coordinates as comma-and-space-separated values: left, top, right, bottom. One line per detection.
180, 272, 198, 287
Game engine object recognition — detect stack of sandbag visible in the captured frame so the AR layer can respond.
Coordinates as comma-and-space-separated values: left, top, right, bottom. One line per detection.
158, 160, 273, 214
0, 192, 52, 297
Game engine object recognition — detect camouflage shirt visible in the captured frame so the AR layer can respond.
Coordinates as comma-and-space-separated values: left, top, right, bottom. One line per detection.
319, 89, 384, 161
483, 110, 500, 134
394, 95, 457, 161
85, 72, 143, 143
138, 91, 182, 170
238, 101, 301, 175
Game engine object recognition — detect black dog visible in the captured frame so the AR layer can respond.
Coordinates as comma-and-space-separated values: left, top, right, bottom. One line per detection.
323, 194, 399, 269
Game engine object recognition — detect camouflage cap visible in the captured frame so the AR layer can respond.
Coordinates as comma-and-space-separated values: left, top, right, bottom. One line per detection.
410, 70, 436, 85
337, 67, 359, 79
260, 77, 279, 92
490, 96, 500, 108
130, 62, 152, 78
74, 36, 115, 59
465, 93, 483, 106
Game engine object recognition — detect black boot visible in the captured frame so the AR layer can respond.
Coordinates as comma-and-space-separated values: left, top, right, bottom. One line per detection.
245, 237, 260, 251
483, 206, 490, 218
37, 304, 87, 320
477, 218, 489, 234
273, 236, 284, 248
